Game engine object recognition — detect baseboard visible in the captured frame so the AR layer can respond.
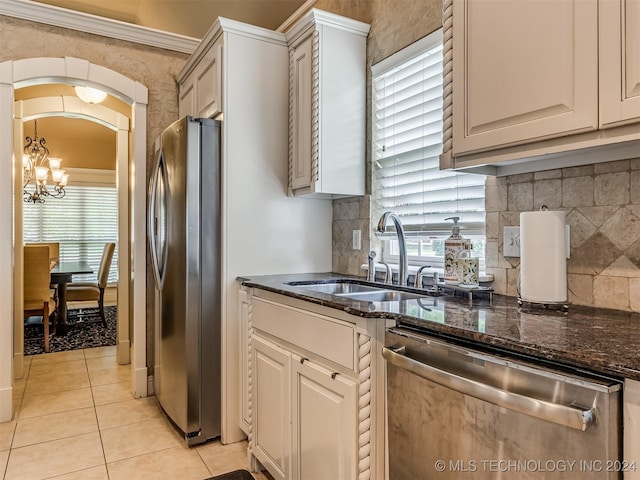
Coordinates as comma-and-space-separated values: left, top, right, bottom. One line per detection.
133, 365, 148, 398
0, 385, 13, 422
13, 352, 24, 380
147, 374, 155, 396
117, 339, 130, 365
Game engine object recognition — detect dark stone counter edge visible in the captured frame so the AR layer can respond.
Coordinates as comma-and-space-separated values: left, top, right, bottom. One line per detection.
240, 275, 640, 382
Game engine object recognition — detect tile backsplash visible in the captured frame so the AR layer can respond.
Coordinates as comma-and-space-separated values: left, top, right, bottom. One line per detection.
332, 196, 372, 277
333, 158, 640, 313
486, 158, 640, 312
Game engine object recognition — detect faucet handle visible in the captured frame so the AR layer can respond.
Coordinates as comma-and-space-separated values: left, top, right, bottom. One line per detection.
367, 251, 377, 282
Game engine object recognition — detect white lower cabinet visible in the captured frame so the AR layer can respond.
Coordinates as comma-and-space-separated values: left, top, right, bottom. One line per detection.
252, 335, 291, 480
247, 292, 386, 480
291, 354, 357, 480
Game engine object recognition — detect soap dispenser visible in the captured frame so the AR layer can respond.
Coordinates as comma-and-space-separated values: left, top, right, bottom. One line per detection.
444, 216, 471, 285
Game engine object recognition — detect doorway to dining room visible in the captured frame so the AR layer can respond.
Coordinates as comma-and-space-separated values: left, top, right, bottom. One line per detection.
21, 113, 120, 356
0, 57, 149, 423
15, 94, 127, 366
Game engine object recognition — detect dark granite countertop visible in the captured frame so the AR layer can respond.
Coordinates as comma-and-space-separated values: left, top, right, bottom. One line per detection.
240, 272, 640, 381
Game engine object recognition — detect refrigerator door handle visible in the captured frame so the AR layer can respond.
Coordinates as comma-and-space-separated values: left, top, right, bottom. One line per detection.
148, 148, 168, 289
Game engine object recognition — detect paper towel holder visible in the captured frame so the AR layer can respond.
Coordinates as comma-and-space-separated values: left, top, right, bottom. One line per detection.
518, 270, 568, 312
517, 298, 569, 313
517, 205, 569, 313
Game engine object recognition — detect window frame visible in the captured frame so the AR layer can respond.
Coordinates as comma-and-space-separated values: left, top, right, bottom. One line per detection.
22, 168, 118, 284
371, 29, 486, 268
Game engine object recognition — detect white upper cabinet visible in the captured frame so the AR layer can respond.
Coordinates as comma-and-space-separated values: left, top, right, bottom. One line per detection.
443, 0, 640, 175
452, 0, 598, 155
600, 0, 640, 128
285, 9, 370, 198
179, 39, 222, 119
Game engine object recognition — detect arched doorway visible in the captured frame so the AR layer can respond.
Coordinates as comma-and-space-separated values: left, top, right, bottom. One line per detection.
0, 57, 148, 422
16, 97, 128, 367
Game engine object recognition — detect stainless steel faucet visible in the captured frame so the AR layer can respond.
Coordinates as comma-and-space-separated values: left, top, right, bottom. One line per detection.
367, 251, 376, 282
380, 262, 393, 284
377, 211, 408, 286
414, 265, 431, 288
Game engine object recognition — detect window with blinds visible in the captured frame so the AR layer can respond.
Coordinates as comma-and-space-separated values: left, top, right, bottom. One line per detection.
23, 184, 118, 283
372, 29, 486, 263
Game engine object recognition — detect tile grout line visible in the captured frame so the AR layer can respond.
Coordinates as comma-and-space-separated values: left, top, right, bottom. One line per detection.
85, 348, 111, 479
4, 357, 31, 479
5, 347, 122, 480
195, 444, 215, 477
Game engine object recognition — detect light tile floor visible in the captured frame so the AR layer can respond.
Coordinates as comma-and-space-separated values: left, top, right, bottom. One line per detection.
1, 346, 272, 480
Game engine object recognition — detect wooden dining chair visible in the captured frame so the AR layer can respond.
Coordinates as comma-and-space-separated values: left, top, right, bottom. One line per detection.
24, 245, 57, 353
66, 242, 116, 328
26, 241, 60, 298
26, 241, 60, 267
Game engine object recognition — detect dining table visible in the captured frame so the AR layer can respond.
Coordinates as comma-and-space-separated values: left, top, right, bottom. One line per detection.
50, 260, 93, 335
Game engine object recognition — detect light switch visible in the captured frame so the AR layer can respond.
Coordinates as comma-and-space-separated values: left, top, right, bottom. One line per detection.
503, 226, 520, 257
352, 230, 362, 250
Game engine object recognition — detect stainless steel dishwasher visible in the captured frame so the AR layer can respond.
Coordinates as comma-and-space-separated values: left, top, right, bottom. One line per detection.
383, 327, 622, 479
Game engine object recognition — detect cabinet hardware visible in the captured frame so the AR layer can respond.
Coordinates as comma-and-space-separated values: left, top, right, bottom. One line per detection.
331, 372, 339, 379
300, 357, 308, 364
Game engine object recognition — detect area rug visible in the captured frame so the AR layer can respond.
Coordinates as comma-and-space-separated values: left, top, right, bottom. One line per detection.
24, 306, 117, 355
206, 470, 255, 480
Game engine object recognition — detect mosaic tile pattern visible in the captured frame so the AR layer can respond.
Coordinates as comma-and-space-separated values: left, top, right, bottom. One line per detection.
487, 158, 640, 312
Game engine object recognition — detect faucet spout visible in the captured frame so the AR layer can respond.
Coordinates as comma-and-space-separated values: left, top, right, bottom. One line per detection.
376, 211, 408, 286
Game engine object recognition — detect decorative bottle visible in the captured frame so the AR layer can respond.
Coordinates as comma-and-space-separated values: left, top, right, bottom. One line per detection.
443, 216, 471, 285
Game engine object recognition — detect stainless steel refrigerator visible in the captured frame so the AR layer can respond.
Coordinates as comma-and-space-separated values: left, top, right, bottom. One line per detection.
149, 116, 221, 445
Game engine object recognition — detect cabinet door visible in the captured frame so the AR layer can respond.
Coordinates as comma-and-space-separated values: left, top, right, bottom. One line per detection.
291, 356, 357, 480
252, 335, 290, 480
195, 41, 223, 119
179, 74, 196, 118
600, 0, 640, 128
452, 0, 598, 154
289, 36, 314, 192
239, 288, 250, 434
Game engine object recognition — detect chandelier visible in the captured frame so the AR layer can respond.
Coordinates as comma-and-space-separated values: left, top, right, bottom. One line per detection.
23, 120, 69, 204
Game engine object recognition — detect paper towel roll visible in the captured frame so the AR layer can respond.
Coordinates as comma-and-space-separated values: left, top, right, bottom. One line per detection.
520, 210, 567, 304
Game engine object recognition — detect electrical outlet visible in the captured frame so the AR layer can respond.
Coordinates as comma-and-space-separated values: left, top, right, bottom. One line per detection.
352, 230, 362, 250
503, 226, 521, 257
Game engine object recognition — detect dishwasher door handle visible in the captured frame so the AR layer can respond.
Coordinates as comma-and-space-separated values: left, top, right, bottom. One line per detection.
382, 345, 595, 432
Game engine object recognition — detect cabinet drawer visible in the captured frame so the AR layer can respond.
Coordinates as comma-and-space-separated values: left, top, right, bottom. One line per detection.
252, 297, 355, 370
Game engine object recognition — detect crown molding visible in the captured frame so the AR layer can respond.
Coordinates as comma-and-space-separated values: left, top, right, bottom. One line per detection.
0, 0, 200, 54
276, 0, 316, 33
285, 8, 370, 44
177, 16, 286, 83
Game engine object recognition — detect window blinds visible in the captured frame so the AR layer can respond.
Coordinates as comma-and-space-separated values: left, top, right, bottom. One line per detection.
23, 184, 118, 283
372, 32, 486, 236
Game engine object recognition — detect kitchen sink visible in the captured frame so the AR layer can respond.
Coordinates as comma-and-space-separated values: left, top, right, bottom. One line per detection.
338, 290, 426, 302
290, 281, 383, 295
287, 279, 439, 302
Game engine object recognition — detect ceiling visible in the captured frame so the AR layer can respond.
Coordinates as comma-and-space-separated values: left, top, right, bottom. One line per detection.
15, 85, 124, 170
32, 0, 310, 38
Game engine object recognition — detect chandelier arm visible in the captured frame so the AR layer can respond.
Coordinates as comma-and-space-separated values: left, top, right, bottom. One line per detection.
22, 120, 67, 204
